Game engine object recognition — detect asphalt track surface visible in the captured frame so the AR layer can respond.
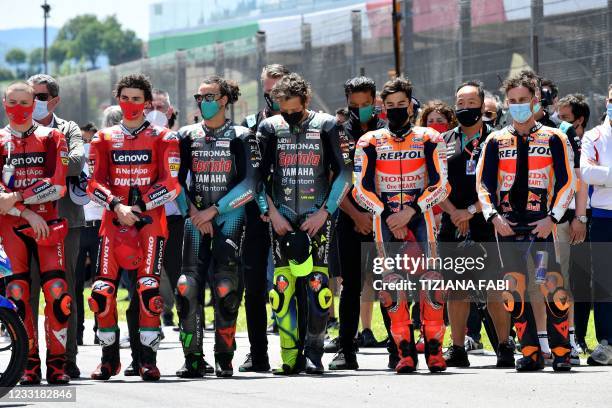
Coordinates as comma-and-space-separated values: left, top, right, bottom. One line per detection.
1, 319, 611, 408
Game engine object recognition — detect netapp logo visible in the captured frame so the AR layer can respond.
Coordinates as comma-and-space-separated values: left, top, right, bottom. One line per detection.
111, 150, 152, 164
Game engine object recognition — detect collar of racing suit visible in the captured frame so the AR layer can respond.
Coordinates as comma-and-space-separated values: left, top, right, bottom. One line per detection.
508, 121, 542, 138
120, 120, 151, 139
7, 124, 38, 138
202, 119, 232, 142
387, 122, 412, 141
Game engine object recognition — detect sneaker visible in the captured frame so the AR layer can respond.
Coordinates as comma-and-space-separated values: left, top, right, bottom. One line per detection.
176, 354, 206, 378
542, 351, 554, 366
444, 345, 470, 367
324, 337, 340, 353
360, 328, 380, 348
516, 353, 544, 372
464, 335, 484, 355
328, 350, 358, 370
65, 360, 81, 379
496, 341, 516, 368
570, 346, 581, 366
552, 355, 572, 371
238, 353, 270, 372
124, 360, 140, 376
326, 317, 339, 331
215, 353, 234, 377
587, 340, 612, 366
119, 335, 130, 349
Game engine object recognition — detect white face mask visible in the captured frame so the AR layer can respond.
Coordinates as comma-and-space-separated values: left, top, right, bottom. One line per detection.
32, 99, 50, 121
146, 110, 168, 127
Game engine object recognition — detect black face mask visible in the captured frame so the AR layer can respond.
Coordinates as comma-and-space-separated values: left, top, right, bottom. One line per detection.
456, 107, 482, 127
386, 107, 410, 132
264, 93, 279, 112
281, 111, 303, 127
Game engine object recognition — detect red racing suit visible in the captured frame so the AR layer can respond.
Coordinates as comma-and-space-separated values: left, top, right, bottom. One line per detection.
352, 125, 450, 371
86, 122, 180, 352
0, 124, 70, 365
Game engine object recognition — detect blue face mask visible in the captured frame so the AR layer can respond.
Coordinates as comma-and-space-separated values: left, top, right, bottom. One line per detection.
607, 103, 612, 120
508, 102, 533, 124
200, 100, 220, 120
32, 99, 50, 121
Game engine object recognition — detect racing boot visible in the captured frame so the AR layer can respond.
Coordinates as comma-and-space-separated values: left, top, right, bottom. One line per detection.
273, 353, 305, 376
424, 338, 446, 372
176, 353, 207, 378
215, 352, 234, 378
516, 352, 545, 372
139, 346, 160, 381
91, 331, 121, 380
20, 354, 42, 385
395, 339, 418, 374
552, 354, 572, 372
46, 354, 70, 384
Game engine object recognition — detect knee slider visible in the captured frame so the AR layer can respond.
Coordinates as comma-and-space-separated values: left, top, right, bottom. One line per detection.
308, 272, 332, 310
6, 280, 28, 320
501, 272, 526, 318
89, 280, 116, 317
137, 277, 163, 317
215, 278, 240, 316
269, 274, 291, 314
176, 274, 199, 319
540, 271, 571, 316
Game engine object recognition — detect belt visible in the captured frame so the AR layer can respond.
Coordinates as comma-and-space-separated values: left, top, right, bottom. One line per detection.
84, 220, 101, 228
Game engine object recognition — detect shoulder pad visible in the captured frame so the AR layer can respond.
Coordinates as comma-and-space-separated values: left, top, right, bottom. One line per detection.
162, 130, 179, 141
245, 114, 257, 129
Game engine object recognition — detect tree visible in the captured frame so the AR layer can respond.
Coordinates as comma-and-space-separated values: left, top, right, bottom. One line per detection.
0, 68, 14, 81
29, 48, 44, 74
53, 14, 104, 68
49, 41, 69, 70
101, 16, 143, 65
5, 48, 27, 74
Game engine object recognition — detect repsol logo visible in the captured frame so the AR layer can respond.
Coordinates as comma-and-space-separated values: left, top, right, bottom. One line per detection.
111, 150, 152, 164
9, 153, 45, 167
378, 151, 422, 160
499, 146, 551, 158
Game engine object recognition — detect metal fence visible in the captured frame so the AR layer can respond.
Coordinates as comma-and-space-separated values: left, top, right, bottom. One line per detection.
2, 0, 610, 129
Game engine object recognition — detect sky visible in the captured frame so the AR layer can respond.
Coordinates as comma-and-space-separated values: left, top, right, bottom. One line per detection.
0, 0, 156, 40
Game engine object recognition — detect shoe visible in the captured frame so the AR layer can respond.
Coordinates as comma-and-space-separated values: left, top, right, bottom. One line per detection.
20, 355, 42, 385
516, 353, 545, 372
328, 349, 359, 370
542, 351, 554, 366
204, 358, 215, 374
444, 345, 470, 368
464, 335, 484, 355
324, 337, 340, 353
238, 353, 270, 372
119, 335, 130, 349
587, 340, 612, 366
162, 314, 175, 327
570, 346, 581, 366
305, 356, 324, 375
267, 321, 279, 334
415, 335, 425, 354
326, 317, 339, 331
46, 355, 70, 384
94, 333, 100, 345
273, 354, 305, 375
425, 340, 447, 372
496, 341, 516, 368
215, 353, 234, 377
360, 328, 383, 348
176, 354, 206, 378
395, 356, 417, 373
91, 360, 121, 380
139, 363, 161, 381
124, 360, 140, 376
552, 354, 572, 371
388, 352, 400, 370
65, 360, 81, 379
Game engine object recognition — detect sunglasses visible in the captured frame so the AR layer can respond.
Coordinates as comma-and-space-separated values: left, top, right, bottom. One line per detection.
35, 93, 52, 101
193, 93, 220, 103
484, 111, 497, 118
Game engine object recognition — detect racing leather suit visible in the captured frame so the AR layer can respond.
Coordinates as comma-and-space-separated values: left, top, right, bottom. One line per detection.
353, 124, 450, 372
0, 124, 70, 379
176, 119, 258, 367
476, 123, 575, 365
255, 111, 352, 369
86, 121, 180, 367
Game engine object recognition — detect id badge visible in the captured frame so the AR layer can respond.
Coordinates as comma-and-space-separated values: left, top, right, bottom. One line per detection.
466, 160, 476, 175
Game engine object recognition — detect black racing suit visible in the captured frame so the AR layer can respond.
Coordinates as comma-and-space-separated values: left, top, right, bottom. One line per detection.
476, 123, 576, 365
240, 109, 274, 361
176, 119, 259, 365
255, 111, 352, 368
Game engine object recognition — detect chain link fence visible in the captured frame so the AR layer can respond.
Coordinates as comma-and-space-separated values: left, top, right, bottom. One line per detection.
1, 0, 610, 129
